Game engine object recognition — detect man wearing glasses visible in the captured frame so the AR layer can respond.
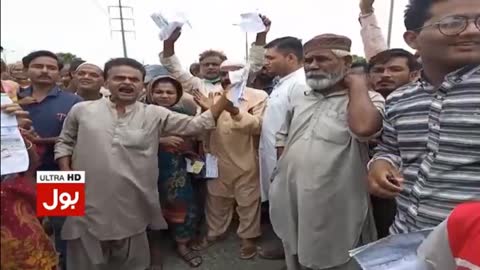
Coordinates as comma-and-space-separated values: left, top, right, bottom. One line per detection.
368, 0, 480, 235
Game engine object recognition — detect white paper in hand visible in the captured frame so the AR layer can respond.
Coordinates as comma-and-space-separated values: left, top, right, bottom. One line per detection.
228, 67, 249, 106
1, 94, 17, 127
238, 13, 266, 33
1, 94, 29, 176
205, 154, 218, 178
151, 11, 191, 41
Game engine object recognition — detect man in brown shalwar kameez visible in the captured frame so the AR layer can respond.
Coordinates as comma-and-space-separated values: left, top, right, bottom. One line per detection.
191, 60, 268, 260
269, 34, 384, 270
55, 58, 233, 270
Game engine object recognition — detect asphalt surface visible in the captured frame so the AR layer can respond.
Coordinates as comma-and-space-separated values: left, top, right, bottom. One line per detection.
161, 224, 285, 270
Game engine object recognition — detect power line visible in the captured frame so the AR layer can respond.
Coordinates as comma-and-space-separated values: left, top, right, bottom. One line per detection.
90, 0, 109, 17
108, 0, 135, 57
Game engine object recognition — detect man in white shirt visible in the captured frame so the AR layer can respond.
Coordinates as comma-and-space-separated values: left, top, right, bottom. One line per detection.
258, 36, 306, 260
260, 36, 306, 202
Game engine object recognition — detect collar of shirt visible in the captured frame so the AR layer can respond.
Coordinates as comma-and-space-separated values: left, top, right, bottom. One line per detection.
19, 85, 61, 98
105, 97, 138, 114
203, 77, 221, 85
276, 68, 305, 87
306, 88, 348, 98
417, 64, 480, 88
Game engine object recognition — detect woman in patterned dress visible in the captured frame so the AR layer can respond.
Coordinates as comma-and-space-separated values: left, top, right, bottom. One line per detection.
146, 75, 203, 269
1, 102, 58, 270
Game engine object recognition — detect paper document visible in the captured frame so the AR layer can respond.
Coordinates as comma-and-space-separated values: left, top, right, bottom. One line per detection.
151, 11, 191, 40
238, 13, 266, 33
1, 94, 29, 176
1, 94, 18, 127
205, 154, 218, 178
350, 229, 433, 270
185, 158, 205, 175
229, 67, 250, 106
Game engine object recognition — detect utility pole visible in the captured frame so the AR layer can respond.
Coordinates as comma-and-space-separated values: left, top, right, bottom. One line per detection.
387, 0, 395, 48
245, 32, 249, 61
233, 24, 249, 61
109, 0, 135, 57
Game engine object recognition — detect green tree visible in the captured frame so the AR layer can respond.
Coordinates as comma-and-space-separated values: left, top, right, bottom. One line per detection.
352, 54, 367, 65
56, 52, 82, 65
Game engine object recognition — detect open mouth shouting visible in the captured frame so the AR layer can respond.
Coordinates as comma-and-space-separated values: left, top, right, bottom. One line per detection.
117, 85, 136, 98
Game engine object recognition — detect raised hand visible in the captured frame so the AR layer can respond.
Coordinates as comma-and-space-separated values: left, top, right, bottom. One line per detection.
343, 71, 370, 91
360, 0, 375, 14
1, 103, 32, 130
259, 14, 271, 33
165, 27, 182, 45
192, 89, 213, 111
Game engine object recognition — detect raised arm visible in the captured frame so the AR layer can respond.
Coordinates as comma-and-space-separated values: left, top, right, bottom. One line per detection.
159, 92, 233, 136
359, 0, 388, 60
345, 72, 384, 140
230, 91, 268, 135
248, 15, 271, 73
160, 28, 204, 94
55, 105, 80, 171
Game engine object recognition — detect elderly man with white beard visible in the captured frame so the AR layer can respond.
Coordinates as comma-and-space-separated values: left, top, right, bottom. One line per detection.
269, 34, 385, 270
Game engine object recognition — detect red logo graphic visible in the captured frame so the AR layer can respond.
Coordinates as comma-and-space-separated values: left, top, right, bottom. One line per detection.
36, 171, 85, 217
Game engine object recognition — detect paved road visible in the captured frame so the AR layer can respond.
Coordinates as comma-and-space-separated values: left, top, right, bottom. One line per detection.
161, 225, 285, 270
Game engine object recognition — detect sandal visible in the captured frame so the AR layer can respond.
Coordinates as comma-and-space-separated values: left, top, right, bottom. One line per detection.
190, 235, 226, 251
240, 243, 257, 260
178, 250, 203, 268
258, 242, 285, 260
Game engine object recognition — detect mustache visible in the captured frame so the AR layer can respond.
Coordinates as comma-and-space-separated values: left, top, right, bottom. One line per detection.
79, 79, 94, 83
377, 79, 395, 84
306, 71, 330, 78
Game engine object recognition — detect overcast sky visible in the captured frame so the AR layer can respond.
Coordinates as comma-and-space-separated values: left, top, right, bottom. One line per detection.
1, 0, 411, 67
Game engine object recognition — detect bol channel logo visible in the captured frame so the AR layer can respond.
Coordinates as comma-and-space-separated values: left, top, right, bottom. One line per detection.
36, 171, 85, 216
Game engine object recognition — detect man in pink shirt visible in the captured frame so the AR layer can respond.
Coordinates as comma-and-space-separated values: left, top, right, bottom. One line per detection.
359, 0, 388, 60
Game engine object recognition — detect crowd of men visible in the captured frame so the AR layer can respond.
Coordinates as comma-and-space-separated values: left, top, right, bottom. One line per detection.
1, 0, 479, 269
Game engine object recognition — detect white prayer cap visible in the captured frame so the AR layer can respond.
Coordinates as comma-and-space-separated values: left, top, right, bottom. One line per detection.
220, 59, 246, 69
75, 62, 103, 72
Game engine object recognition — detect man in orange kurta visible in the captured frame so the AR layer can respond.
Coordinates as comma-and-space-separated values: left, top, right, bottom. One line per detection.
193, 60, 268, 260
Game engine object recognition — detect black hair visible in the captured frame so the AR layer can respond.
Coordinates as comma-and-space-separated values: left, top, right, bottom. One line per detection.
404, 0, 442, 31
189, 62, 200, 75
351, 61, 369, 72
152, 77, 182, 96
199, 50, 227, 63
265, 36, 304, 62
368, 49, 422, 72
1, 59, 7, 73
103, 57, 146, 81
22, 50, 60, 69
69, 58, 86, 73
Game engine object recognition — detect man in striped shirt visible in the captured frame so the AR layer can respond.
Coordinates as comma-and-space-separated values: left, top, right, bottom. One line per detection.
368, 0, 480, 234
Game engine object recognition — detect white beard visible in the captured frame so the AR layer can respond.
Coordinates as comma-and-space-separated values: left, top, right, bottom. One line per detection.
306, 71, 345, 91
